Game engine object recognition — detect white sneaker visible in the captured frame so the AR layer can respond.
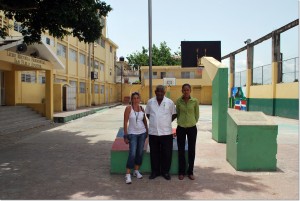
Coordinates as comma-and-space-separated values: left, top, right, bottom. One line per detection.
125, 174, 132, 184
133, 170, 143, 179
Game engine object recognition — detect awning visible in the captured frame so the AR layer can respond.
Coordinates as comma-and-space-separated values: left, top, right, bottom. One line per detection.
0, 36, 65, 70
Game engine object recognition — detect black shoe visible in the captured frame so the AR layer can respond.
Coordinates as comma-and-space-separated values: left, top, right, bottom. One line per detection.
162, 173, 171, 180
149, 173, 160, 179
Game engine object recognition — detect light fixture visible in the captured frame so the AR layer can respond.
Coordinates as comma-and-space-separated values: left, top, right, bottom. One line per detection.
244, 39, 251, 44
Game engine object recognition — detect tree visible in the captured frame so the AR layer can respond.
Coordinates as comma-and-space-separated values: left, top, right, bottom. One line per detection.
0, 0, 112, 44
126, 41, 181, 68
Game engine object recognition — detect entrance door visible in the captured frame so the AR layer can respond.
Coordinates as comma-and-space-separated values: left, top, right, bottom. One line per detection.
66, 86, 76, 111
63, 85, 76, 111
0, 71, 4, 106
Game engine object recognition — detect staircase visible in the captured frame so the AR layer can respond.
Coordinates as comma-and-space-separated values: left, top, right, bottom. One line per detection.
0, 106, 52, 135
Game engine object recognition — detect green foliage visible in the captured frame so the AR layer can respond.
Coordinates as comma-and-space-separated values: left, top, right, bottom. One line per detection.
126, 41, 181, 67
0, 0, 112, 44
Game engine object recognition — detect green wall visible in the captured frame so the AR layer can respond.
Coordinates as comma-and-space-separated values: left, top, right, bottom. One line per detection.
212, 68, 228, 143
274, 99, 299, 119
247, 98, 299, 119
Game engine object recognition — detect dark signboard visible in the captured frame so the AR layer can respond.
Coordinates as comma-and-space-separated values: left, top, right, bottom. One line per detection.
181, 41, 221, 67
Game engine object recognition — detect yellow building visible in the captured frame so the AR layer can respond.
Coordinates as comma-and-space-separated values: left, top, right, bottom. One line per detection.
122, 65, 213, 104
0, 13, 118, 120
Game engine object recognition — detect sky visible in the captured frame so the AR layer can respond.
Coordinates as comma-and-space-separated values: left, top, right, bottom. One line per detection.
104, 0, 299, 71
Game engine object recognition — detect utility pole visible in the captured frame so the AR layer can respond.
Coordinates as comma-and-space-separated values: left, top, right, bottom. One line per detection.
148, 0, 152, 99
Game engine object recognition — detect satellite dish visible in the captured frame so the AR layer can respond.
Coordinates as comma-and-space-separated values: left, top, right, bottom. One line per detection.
16, 44, 27, 53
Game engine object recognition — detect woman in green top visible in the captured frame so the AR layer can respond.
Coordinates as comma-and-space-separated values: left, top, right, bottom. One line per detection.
176, 83, 199, 180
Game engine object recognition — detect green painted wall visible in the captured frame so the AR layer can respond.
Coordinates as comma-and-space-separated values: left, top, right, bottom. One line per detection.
212, 68, 228, 143
274, 99, 299, 119
247, 98, 273, 116
247, 98, 299, 119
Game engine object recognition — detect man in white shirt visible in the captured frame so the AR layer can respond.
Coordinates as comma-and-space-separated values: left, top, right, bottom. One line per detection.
145, 85, 177, 180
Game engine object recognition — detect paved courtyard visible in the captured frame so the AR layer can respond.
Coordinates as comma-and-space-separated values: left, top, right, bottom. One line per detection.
0, 105, 298, 199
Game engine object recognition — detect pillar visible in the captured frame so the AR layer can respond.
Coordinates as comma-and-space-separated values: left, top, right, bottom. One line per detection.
45, 69, 53, 120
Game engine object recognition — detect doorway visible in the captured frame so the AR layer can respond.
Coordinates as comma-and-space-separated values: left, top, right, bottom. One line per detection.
63, 84, 76, 111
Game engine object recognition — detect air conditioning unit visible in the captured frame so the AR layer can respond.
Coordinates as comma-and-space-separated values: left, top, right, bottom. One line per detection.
91, 71, 98, 80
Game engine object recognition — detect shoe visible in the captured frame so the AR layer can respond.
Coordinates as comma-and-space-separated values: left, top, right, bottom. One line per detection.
162, 173, 171, 180
188, 174, 195, 180
149, 173, 160, 179
125, 174, 132, 184
133, 170, 143, 179
178, 175, 184, 180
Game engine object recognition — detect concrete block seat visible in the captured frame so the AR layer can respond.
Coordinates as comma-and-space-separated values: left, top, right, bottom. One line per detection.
226, 109, 278, 171
111, 127, 188, 174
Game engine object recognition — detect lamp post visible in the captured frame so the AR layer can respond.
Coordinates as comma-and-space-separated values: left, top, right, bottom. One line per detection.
148, 0, 152, 99
119, 56, 124, 103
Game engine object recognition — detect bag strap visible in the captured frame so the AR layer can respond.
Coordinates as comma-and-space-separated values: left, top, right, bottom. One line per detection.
140, 106, 145, 113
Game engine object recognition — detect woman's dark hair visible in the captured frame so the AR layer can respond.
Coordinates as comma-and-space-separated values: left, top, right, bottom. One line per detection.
131, 92, 140, 103
182, 83, 191, 90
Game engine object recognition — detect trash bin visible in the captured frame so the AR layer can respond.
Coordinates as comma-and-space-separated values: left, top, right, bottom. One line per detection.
226, 109, 278, 171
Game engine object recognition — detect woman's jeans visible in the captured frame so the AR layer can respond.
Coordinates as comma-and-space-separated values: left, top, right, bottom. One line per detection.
126, 132, 147, 169
176, 125, 197, 175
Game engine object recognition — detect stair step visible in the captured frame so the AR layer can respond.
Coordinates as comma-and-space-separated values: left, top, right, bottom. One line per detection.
0, 106, 52, 135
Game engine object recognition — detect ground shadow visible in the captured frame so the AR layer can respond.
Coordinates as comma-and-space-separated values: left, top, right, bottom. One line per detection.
0, 122, 295, 200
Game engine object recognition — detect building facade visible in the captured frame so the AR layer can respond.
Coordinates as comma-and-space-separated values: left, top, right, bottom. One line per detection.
0, 12, 119, 120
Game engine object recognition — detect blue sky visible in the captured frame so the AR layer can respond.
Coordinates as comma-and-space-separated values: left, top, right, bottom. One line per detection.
104, 0, 298, 71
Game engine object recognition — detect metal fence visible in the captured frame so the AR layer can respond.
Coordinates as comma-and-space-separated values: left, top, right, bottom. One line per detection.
234, 70, 247, 87
280, 57, 299, 83
252, 64, 272, 85
233, 57, 299, 86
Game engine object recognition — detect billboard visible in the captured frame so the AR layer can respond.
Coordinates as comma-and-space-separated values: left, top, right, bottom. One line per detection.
181, 41, 221, 67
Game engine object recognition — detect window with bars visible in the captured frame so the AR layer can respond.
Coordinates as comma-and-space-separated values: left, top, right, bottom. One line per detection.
94, 60, 99, 70
69, 49, 77, 61
94, 84, 99, 93
57, 43, 66, 58
21, 72, 36, 83
100, 85, 104, 94
39, 75, 46, 84
181, 72, 195, 79
80, 82, 86, 93
100, 63, 104, 71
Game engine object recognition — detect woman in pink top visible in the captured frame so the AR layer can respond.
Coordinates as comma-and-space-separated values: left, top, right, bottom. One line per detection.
123, 92, 148, 184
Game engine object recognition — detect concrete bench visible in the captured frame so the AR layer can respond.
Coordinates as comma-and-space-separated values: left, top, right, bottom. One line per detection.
226, 109, 278, 171
110, 127, 188, 174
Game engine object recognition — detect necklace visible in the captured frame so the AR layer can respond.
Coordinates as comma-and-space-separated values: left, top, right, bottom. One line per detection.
133, 106, 139, 124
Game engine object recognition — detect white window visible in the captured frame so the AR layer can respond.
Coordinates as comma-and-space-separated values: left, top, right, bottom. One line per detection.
152, 72, 157, 79
94, 84, 99, 93
39, 75, 45, 84
100, 63, 104, 71
100, 85, 104, 94
42, 36, 55, 47
166, 72, 175, 78
69, 49, 77, 61
21, 71, 36, 83
181, 72, 195, 79
94, 60, 99, 70
79, 53, 86, 65
80, 82, 86, 93
57, 43, 66, 58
